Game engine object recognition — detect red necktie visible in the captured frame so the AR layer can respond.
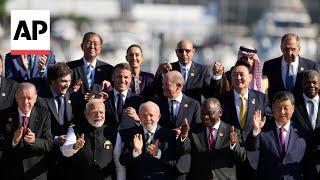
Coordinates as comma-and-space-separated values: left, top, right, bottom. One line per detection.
209, 127, 215, 150
279, 127, 285, 154
22, 116, 29, 137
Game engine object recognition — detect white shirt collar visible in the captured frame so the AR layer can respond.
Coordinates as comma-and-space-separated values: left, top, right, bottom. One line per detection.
168, 92, 183, 103
114, 89, 128, 99
233, 89, 249, 100
212, 120, 221, 130
143, 124, 158, 134
179, 61, 192, 70
303, 93, 319, 103
18, 108, 31, 117
83, 57, 97, 69
281, 56, 299, 69
275, 121, 291, 132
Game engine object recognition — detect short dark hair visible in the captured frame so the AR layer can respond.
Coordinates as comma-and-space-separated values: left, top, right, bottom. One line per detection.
113, 63, 131, 75
272, 91, 295, 105
230, 59, 252, 74
126, 44, 143, 55
82, 32, 103, 44
47, 63, 73, 83
281, 33, 300, 46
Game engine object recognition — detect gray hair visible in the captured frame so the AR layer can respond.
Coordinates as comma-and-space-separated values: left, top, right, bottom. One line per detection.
281, 33, 300, 47
15, 82, 37, 96
303, 70, 320, 82
165, 70, 185, 85
85, 99, 105, 110
139, 101, 160, 114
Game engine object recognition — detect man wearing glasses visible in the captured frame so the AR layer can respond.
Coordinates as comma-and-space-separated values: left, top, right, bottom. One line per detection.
154, 39, 212, 103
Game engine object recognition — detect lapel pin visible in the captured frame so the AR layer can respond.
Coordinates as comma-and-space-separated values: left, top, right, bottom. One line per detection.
1, 93, 5, 96
294, 128, 298, 133
190, 72, 195, 77
68, 100, 71, 104
104, 140, 112, 149
252, 99, 255, 104
300, 67, 304, 71
8, 118, 12, 122
97, 68, 101, 72
184, 104, 189, 108
219, 132, 223, 137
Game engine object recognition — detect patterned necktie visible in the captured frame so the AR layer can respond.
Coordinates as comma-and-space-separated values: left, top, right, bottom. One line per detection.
86, 65, 94, 89
145, 131, 153, 146
309, 99, 317, 130
56, 96, 65, 125
285, 63, 294, 91
117, 93, 124, 120
239, 95, 247, 129
279, 127, 285, 154
208, 127, 215, 150
22, 116, 29, 137
170, 100, 176, 121
182, 67, 188, 82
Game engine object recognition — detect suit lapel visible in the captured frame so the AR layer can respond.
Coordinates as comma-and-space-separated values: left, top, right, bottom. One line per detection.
47, 97, 60, 122
315, 101, 320, 129
184, 62, 197, 89
77, 59, 89, 90
271, 125, 282, 156
245, 90, 256, 131
294, 57, 306, 90
175, 95, 189, 127
285, 124, 299, 157
28, 108, 38, 132
197, 126, 209, 151
296, 104, 313, 131
276, 58, 286, 90
215, 122, 226, 149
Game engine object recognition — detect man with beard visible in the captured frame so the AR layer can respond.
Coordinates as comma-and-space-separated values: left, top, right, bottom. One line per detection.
61, 99, 116, 180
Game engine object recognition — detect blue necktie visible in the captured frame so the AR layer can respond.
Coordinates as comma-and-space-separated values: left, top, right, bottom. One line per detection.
86, 65, 94, 89
285, 63, 294, 91
182, 67, 188, 82
56, 96, 65, 125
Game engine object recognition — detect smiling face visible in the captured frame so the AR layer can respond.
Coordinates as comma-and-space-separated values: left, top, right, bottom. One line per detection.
81, 34, 102, 61
85, 101, 105, 128
126, 46, 143, 69
51, 74, 71, 96
231, 65, 252, 94
113, 68, 132, 93
281, 36, 300, 63
201, 100, 222, 127
15, 85, 37, 114
272, 99, 294, 126
175, 40, 195, 66
139, 104, 161, 132
303, 74, 320, 98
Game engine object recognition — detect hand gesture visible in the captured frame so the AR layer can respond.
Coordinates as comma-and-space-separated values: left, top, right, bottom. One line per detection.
13, 127, 23, 145
95, 92, 109, 101
147, 139, 159, 156
101, 80, 111, 92
252, 110, 266, 134
229, 126, 238, 145
123, 107, 140, 122
172, 127, 181, 138
133, 134, 143, 154
21, 55, 29, 70
180, 118, 190, 139
72, 79, 82, 92
84, 91, 95, 101
212, 61, 224, 76
56, 135, 66, 146
156, 62, 172, 75
73, 133, 85, 150
38, 55, 47, 70
24, 128, 35, 144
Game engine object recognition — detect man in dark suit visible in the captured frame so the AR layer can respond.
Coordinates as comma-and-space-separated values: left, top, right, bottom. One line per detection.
247, 91, 306, 180
219, 61, 271, 180
263, 33, 319, 102
61, 99, 116, 180
154, 39, 211, 102
151, 70, 201, 179
5, 52, 56, 90
37, 63, 74, 179
120, 101, 179, 180
67, 32, 114, 123
177, 98, 246, 180
126, 44, 154, 98
0, 54, 19, 111
0, 82, 53, 180
292, 70, 320, 179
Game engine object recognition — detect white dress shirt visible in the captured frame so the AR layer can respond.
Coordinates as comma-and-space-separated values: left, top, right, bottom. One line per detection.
281, 56, 299, 88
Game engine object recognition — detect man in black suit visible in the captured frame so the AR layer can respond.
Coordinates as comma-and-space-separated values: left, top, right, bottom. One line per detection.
154, 39, 211, 102
263, 33, 319, 102
177, 98, 246, 180
61, 99, 116, 180
120, 101, 179, 180
292, 70, 320, 179
0, 82, 52, 180
220, 61, 271, 180
67, 32, 114, 123
0, 54, 19, 111
247, 91, 306, 180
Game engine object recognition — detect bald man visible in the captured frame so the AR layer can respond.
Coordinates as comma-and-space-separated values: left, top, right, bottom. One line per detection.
61, 99, 117, 180
0, 82, 53, 180
120, 101, 180, 180
154, 39, 211, 103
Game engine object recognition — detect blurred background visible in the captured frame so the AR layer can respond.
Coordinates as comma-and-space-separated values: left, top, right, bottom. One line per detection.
0, 0, 319, 73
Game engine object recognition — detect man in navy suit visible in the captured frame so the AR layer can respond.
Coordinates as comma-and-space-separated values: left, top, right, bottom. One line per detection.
247, 91, 306, 180
126, 44, 154, 98
67, 32, 114, 124
263, 33, 319, 102
292, 70, 320, 179
120, 101, 180, 180
5, 52, 56, 90
154, 39, 211, 103
219, 61, 271, 180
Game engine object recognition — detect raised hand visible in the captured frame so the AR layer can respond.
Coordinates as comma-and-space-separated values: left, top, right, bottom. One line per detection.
72, 79, 82, 92
133, 134, 143, 154
95, 92, 109, 101
252, 110, 266, 134
212, 61, 224, 76
123, 107, 140, 122
229, 126, 238, 145
147, 139, 159, 156
38, 55, 47, 70
84, 91, 95, 101
24, 128, 35, 144
101, 80, 111, 92
73, 133, 85, 150
180, 118, 190, 139
13, 127, 24, 145
21, 55, 29, 70
156, 62, 172, 76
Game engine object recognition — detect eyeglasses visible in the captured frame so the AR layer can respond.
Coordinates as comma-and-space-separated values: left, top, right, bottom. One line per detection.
176, 48, 193, 54
84, 41, 101, 47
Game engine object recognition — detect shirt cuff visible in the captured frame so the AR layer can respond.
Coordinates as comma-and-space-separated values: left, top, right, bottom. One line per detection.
253, 131, 260, 136
230, 143, 237, 150
133, 149, 142, 158
180, 136, 187, 142
39, 66, 46, 72
154, 149, 162, 159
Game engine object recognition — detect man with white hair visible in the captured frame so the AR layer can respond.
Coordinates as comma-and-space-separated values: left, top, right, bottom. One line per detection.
61, 99, 117, 180
120, 101, 180, 179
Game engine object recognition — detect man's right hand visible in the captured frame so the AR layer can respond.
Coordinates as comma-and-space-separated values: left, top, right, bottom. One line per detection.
73, 133, 85, 150
21, 55, 29, 70
133, 134, 143, 154
156, 62, 172, 76
13, 127, 23, 145
252, 110, 266, 134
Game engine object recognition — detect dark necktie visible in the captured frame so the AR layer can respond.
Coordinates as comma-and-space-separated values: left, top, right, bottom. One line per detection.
86, 65, 94, 89
56, 96, 65, 125
22, 115, 29, 137
170, 100, 176, 121
285, 63, 294, 91
279, 127, 285, 154
209, 127, 215, 150
117, 93, 124, 120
